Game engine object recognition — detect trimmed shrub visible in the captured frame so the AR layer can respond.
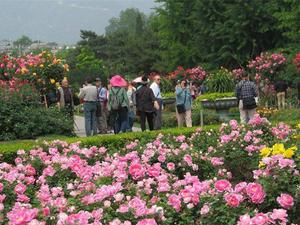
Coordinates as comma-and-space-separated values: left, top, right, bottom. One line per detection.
0, 85, 73, 141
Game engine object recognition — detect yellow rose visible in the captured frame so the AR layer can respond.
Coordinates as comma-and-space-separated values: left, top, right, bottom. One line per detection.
50, 79, 56, 84
260, 147, 271, 157
40, 64, 44, 68
283, 149, 295, 158
297, 123, 300, 129
32, 72, 37, 76
259, 161, 265, 168
272, 143, 285, 155
21, 67, 28, 74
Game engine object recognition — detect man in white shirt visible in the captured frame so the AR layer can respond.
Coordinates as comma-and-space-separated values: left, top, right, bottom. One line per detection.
150, 75, 163, 130
78, 77, 98, 136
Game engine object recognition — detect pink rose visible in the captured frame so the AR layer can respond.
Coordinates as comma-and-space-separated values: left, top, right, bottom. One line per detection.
246, 183, 265, 204
43, 207, 50, 217
14, 183, 27, 195
224, 193, 243, 207
234, 182, 247, 193
237, 214, 251, 225
214, 179, 232, 192
129, 163, 145, 180
183, 154, 193, 166
277, 193, 294, 209
200, 204, 210, 215
147, 163, 161, 178
270, 209, 287, 224
168, 194, 181, 212
136, 219, 157, 225
210, 157, 224, 166
251, 213, 269, 225
167, 163, 175, 171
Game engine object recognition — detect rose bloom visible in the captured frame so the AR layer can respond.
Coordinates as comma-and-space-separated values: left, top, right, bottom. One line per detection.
136, 218, 157, 225
270, 209, 287, 223
167, 163, 175, 171
14, 183, 27, 195
251, 213, 269, 225
183, 154, 193, 166
224, 193, 243, 207
129, 163, 145, 180
246, 183, 265, 204
200, 204, 210, 215
277, 193, 294, 209
214, 179, 232, 192
237, 214, 251, 225
147, 163, 161, 178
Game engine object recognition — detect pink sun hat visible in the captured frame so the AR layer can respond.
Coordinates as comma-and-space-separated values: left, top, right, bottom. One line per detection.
110, 75, 127, 87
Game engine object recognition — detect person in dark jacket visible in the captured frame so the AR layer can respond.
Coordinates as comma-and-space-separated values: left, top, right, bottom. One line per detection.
274, 80, 288, 109
136, 76, 159, 131
57, 79, 74, 117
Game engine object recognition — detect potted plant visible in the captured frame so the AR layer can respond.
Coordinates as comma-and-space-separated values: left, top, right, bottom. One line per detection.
199, 68, 237, 121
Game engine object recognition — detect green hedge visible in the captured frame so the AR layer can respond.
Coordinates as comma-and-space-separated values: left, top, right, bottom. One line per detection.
0, 125, 218, 163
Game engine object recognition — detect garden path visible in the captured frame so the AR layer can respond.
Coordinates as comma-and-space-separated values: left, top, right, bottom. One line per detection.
74, 115, 141, 137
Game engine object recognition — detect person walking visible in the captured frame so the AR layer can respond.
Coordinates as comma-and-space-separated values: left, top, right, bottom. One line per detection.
136, 76, 159, 131
78, 77, 98, 136
235, 72, 258, 124
95, 78, 108, 134
275, 79, 288, 109
57, 78, 74, 117
175, 80, 193, 127
108, 75, 129, 134
150, 75, 163, 130
126, 81, 136, 132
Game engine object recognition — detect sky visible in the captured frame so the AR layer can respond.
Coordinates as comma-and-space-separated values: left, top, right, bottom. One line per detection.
0, 0, 158, 44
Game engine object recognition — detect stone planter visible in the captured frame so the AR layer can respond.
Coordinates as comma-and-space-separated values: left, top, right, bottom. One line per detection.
201, 97, 238, 121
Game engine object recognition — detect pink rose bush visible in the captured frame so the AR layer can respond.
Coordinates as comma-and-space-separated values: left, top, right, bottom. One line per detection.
0, 115, 299, 224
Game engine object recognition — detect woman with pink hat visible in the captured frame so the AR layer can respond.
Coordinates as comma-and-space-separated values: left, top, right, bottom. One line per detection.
108, 75, 129, 134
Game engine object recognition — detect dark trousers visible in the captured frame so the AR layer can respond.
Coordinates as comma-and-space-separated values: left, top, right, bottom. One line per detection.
110, 107, 128, 134
83, 102, 97, 136
140, 111, 154, 131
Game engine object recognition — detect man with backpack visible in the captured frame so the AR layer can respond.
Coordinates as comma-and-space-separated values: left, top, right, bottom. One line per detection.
108, 75, 129, 134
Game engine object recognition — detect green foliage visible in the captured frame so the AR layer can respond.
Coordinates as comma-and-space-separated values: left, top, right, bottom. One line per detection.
162, 91, 175, 99
196, 92, 235, 102
206, 68, 235, 93
0, 85, 73, 142
0, 125, 219, 163
269, 108, 300, 122
155, 0, 289, 69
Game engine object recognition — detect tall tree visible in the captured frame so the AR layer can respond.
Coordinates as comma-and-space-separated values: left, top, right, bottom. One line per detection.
155, 0, 290, 69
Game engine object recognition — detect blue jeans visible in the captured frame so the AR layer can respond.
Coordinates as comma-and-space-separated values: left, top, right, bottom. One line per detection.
126, 110, 135, 131
83, 102, 97, 136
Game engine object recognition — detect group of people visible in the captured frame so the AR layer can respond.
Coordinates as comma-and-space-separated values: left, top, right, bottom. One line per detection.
58, 72, 295, 135
57, 74, 199, 136
76, 75, 164, 136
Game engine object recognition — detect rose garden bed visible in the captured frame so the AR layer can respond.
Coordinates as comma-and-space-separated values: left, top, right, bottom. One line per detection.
0, 115, 299, 225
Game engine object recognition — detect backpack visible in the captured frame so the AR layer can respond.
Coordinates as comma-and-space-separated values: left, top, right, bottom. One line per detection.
110, 88, 123, 110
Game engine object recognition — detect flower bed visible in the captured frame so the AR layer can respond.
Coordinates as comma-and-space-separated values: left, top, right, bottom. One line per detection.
0, 115, 299, 224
